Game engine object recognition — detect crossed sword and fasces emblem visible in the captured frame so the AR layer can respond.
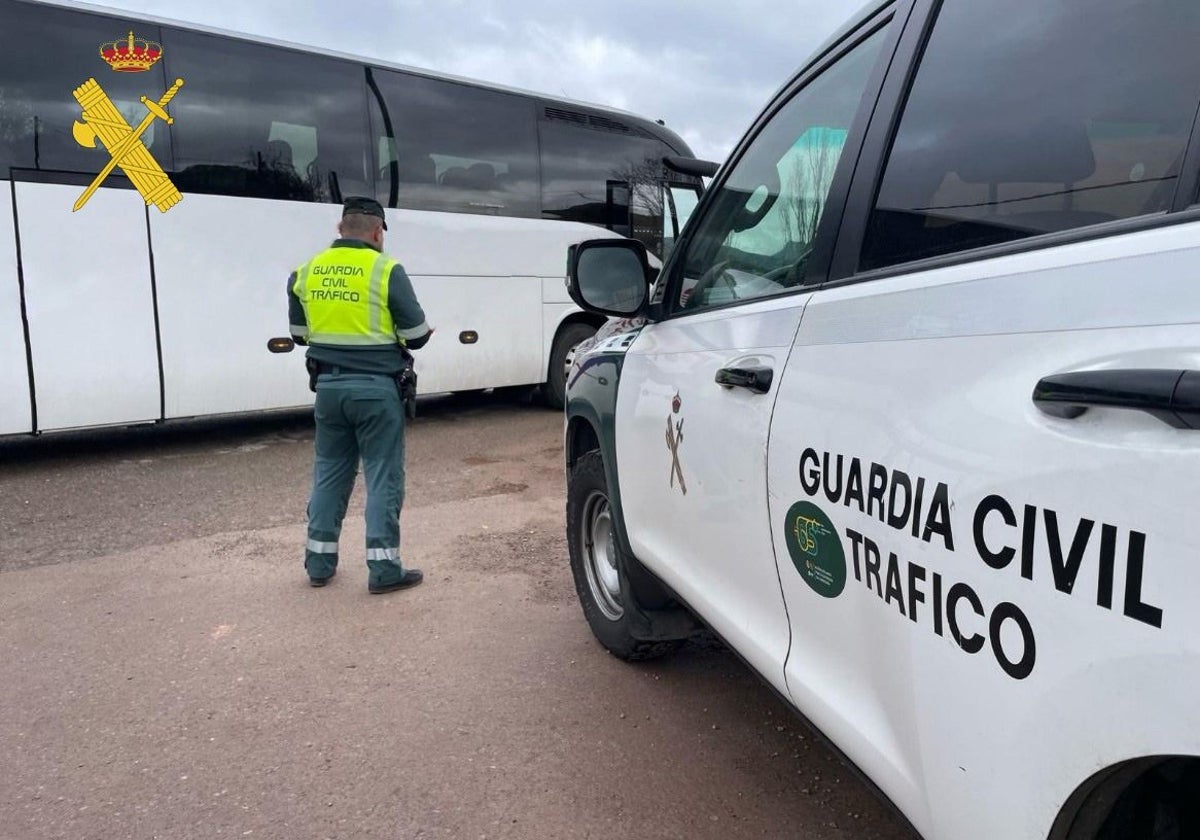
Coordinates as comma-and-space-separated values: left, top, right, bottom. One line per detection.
70, 76, 185, 212
665, 412, 686, 494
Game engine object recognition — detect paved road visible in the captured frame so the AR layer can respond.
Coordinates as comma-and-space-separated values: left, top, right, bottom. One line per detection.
0, 394, 918, 840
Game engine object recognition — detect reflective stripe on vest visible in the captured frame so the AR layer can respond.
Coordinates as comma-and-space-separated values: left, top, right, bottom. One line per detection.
293, 248, 396, 346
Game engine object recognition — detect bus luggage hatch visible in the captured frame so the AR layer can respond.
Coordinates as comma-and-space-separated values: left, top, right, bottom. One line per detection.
14, 179, 161, 432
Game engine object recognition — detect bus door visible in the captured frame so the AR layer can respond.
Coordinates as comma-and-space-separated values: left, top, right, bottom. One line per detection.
607, 178, 671, 260
13, 178, 161, 432
608, 177, 702, 262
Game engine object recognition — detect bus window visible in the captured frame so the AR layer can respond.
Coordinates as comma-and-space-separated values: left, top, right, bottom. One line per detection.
160, 29, 371, 202
538, 110, 673, 257
267, 122, 319, 184
369, 69, 540, 218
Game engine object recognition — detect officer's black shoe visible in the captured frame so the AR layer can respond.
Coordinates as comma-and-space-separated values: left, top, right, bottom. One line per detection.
309, 569, 336, 587
368, 569, 423, 594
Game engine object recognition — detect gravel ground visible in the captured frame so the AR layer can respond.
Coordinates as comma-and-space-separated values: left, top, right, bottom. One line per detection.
0, 392, 919, 840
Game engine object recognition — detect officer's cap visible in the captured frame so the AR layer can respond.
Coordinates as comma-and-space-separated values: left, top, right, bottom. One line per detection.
342, 196, 388, 231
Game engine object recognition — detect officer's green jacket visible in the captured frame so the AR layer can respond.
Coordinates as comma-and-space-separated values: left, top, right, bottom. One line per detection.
287, 238, 430, 374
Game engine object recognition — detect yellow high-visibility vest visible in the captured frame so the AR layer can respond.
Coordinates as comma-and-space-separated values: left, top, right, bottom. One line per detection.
292, 247, 398, 346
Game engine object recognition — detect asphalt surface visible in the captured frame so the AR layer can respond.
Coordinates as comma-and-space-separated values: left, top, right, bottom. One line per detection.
0, 392, 919, 840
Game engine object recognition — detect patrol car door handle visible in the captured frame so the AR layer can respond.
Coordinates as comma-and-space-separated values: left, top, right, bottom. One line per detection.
715, 366, 773, 394
1032, 368, 1200, 429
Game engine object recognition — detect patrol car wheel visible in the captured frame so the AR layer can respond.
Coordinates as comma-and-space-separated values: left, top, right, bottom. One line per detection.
1088, 759, 1200, 840
580, 487, 623, 620
544, 322, 597, 410
567, 450, 683, 661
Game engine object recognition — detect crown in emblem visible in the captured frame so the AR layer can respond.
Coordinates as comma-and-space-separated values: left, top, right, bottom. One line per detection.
99, 31, 163, 72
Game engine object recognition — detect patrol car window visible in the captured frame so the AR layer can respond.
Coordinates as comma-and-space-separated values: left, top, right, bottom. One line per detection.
162, 30, 372, 202
372, 70, 540, 218
674, 28, 886, 312
0, 1, 173, 178
861, 0, 1200, 271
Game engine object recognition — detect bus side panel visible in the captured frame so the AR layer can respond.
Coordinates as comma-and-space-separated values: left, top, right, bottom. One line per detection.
384, 210, 618, 392
407, 275, 542, 392
541, 276, 571, 307
0, 182, 32, 435
541, 302, 581, 368
16, 182, 160, 432
150, 198, 621, 414
150, 194, 319, 418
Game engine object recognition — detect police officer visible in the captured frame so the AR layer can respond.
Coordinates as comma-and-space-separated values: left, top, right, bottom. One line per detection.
287, 197, 432, 593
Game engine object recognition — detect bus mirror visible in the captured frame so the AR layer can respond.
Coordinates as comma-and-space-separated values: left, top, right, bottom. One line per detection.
267, 337, 295, 353
567, 239, 649, 317
663, 155, 720, 179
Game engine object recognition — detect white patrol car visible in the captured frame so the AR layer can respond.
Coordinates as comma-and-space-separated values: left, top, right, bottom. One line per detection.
560, 0, 1200, 838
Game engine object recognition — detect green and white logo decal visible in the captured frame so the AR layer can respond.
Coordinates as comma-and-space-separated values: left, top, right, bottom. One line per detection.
783, 501, 846, 598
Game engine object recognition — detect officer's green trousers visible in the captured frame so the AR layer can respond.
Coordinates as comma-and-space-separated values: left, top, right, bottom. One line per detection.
304, 372, 407, 587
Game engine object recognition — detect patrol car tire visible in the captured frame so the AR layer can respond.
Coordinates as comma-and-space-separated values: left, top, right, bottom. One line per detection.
544, 322, 597, 410
567, 450, 684, 661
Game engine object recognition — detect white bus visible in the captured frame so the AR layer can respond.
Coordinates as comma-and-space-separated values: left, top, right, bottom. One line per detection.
0, 0, 703, 436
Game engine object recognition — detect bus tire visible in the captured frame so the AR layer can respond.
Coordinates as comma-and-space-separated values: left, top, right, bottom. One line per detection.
493, 384, 534, 403
566, 450, 683, 662
544, 322, 597, 410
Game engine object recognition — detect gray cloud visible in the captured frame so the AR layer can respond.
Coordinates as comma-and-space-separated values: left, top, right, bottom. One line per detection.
93, 0, 862, 161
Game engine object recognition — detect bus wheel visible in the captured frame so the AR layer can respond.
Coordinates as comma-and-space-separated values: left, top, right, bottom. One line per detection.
566, 450, 683, 661
544, 322, 597, 409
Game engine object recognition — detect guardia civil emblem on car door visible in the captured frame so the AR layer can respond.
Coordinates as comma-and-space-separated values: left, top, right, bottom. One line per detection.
665, 391, 686, 494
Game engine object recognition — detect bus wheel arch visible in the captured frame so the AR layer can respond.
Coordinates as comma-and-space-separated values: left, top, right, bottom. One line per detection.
1049, 756, 1200, 840
544, 316, 603, 409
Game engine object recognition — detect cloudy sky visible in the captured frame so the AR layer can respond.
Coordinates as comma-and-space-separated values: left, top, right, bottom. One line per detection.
91, 0, 864, 163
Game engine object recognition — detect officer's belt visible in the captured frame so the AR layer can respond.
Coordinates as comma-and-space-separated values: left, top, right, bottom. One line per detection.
314, 363, 387, 376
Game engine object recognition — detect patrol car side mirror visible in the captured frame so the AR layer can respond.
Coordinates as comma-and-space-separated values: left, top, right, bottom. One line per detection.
566, 239, 650, 317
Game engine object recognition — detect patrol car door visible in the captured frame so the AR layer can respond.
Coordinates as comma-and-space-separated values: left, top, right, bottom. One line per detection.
765, 0, 1200, 835
614, 23, 895, 697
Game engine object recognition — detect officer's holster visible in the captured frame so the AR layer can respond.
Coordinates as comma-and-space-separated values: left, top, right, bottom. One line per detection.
394, 349, 418, 419
305, 356, 320, 393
